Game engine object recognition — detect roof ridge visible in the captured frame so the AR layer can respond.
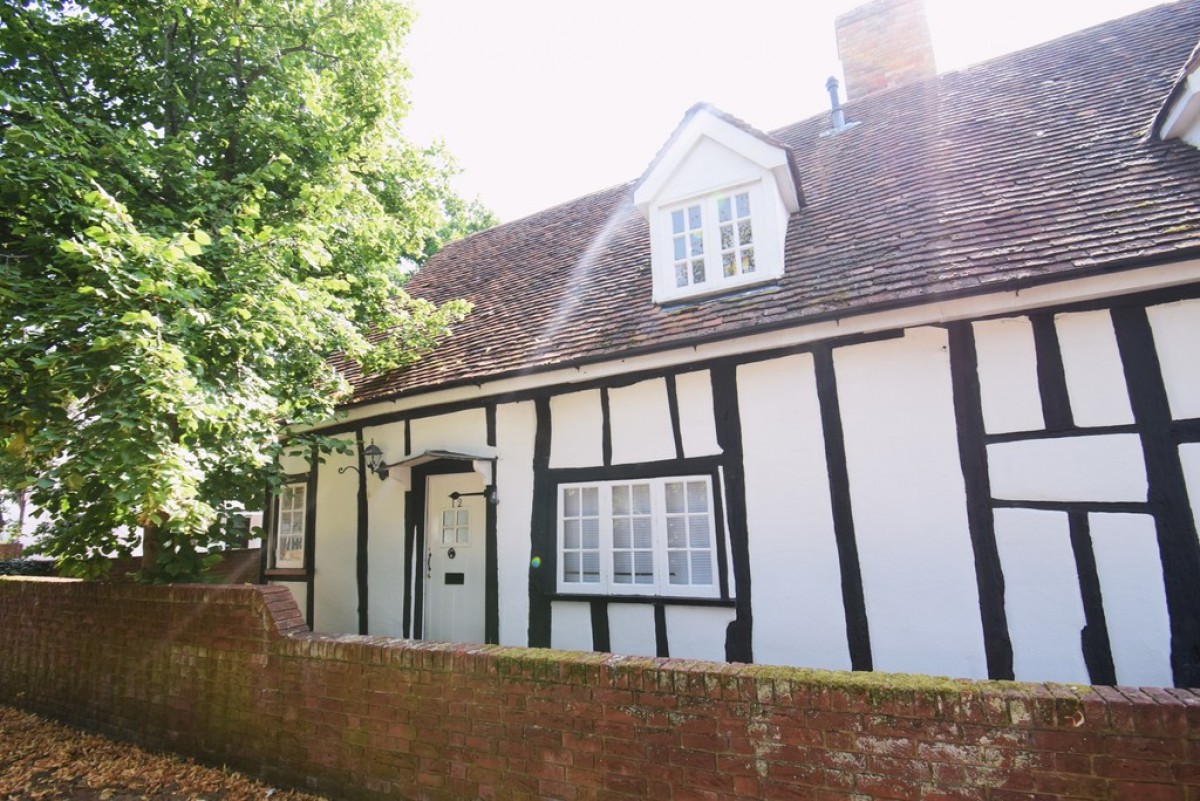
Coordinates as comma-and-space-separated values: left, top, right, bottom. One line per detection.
355, 0, 1200, 407
767, 0, 1192, 139
458, 2, 1193, 243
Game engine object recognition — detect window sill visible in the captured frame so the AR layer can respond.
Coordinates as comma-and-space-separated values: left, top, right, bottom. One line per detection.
264, 568, 309, 580
655, 276, 781, 307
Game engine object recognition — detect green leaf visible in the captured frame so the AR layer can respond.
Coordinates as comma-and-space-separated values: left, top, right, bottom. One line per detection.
0, 0, 476, 583
118, 310, 161, 329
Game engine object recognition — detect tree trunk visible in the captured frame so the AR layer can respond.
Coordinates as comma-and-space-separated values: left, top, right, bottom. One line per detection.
141, 521, 164, 575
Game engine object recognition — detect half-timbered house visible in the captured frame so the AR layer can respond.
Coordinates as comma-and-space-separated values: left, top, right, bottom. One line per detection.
264, 0, 1200, 687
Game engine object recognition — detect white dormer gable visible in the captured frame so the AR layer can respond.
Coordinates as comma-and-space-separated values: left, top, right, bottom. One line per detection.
1157, 69, 1200, 147
634, 104, 803, 304
1153, 44, 1200, 147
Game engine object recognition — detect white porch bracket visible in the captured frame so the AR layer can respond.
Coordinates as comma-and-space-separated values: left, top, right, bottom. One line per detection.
382, 448, 498, 502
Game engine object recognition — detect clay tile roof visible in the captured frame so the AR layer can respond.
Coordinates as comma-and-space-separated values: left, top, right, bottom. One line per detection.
344, 1, 1200, 408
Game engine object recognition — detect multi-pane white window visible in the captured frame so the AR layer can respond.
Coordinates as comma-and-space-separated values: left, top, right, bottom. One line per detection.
440, 508, 470, 544
667, 188, 757, 293
611, 483, 655, 585
717, 192, 755, 279
557, 476, 718, 597
274, 482, 307, 569
671, 203, 707, 289
663, 479, 716, 587
561, 485, 601, 585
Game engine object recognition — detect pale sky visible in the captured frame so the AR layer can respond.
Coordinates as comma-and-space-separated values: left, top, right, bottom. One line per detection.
402, 0, 1170, 222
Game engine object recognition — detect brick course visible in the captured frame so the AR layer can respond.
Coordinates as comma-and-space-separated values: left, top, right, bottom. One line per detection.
835, 0, 936, 101
1, 578, 1198, 800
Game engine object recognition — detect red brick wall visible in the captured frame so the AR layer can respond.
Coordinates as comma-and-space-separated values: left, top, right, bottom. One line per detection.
0, 542, 23, 560
1, 578, 1197, 801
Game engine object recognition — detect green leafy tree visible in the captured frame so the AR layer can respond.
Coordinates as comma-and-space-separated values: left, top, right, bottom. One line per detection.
422, 194, 499, 261
0, 0, 473, 580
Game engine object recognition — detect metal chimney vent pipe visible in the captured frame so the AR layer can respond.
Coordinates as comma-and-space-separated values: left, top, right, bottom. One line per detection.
827, 76, 846, 131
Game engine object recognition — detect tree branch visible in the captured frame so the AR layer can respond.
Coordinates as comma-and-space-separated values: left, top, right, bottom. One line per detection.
243, 44, 340, 88
0, 6, 75, 108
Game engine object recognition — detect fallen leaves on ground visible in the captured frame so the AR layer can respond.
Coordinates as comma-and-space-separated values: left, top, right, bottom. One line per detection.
0, 705, 327, 800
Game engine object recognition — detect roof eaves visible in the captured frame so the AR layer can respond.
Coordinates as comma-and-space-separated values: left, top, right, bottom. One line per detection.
340, 244, 1200, 413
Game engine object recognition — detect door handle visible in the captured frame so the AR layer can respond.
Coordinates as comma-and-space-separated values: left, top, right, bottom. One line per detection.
426, 549, 432, 579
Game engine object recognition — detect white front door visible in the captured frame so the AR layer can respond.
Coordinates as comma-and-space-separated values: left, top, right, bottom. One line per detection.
423, 472, 487, 643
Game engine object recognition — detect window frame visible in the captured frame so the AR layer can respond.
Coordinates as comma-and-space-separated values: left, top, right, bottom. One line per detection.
267, 476, 310, 574
654, 179, 776, 304
555, 475, 720, 599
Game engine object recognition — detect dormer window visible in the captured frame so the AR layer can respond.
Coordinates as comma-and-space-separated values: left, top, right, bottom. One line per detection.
634, 104, 803, 305
667, 186, 759, 293
1153, 58, 1200, 147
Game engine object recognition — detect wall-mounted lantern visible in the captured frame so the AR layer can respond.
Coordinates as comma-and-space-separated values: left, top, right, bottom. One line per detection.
362, 441, 389, 480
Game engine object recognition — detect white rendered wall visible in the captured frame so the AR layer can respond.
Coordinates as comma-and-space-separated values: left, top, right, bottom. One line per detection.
675, 370, 721, 457
1090, 513, 1173, 687
972, 317, 1044, 434
496, 401, 536, 647
993, 508, 1089, 684
988, 435, 1147, 503
1054, 311, 1134, 427
364, 420, 409, 637
549, 390, 603, 468
363, 419, 407, 477
278, 448, 310, 476
1147, 298, 1200, 420
738, 354, 851, 671
311, 277, 1200, 682
550, 601, 593, 652
835, 327, 987, 679
312, 442, 359, 634
608, 604, 657, 658
608, 379, 675, 464
665, 606, 735, 663
1181, 443, 1200, 537
409, 408, 488, 455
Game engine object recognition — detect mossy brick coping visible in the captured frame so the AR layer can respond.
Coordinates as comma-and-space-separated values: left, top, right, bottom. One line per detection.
0, 576, 305, 637
2, 577, 1189, 727
6, 578, 1200, 801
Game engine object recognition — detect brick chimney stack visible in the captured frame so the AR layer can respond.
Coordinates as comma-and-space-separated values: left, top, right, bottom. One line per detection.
835, 0, 936, 102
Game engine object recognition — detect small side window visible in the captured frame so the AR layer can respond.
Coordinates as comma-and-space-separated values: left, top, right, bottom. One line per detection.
269, 480, 308, 571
